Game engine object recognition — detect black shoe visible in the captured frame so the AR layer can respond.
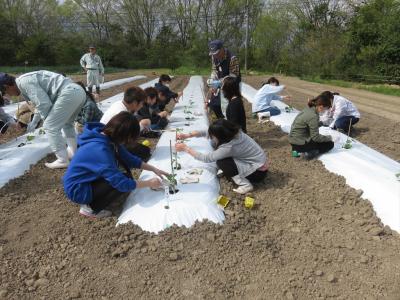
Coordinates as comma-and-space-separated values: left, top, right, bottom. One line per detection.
303, 150, 319, 160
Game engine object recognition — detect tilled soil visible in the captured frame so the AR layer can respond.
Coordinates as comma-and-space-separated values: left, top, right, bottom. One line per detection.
244, 76, 400, 162
1, 77, 400, 300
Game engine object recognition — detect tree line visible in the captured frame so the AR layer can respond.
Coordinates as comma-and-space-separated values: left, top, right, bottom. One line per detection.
0, 0, 399, 80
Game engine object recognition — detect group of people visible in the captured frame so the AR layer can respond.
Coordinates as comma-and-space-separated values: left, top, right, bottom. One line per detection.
0, 40, 361, 219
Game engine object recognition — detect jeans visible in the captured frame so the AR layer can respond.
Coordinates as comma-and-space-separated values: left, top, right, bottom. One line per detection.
334, 116, 359, 131
256, 106, 281, 116
90, 178, 129, 213
216, 157, 267, 183
291, 140, 334, 154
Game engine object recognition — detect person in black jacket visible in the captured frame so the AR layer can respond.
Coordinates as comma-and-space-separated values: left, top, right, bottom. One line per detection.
137, 87, 169, 130
154, 74, 182, 111
221, 76, 247, 133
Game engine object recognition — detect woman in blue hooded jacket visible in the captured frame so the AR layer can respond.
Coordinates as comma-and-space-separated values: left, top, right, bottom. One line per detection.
63, 111, 168, 218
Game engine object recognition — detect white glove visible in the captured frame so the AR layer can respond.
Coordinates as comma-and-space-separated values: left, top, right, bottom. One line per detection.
26, 113, 41, 133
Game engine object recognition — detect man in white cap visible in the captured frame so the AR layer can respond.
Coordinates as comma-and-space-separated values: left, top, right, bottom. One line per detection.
80, 46, 104, 95
207, 40, 241, 116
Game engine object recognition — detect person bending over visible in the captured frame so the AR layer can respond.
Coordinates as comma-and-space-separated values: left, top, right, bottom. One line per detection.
320, 91, 360, 132
137, 87, 169, 131
0, 71, 86, 168
289, 94, 334, 159
63, 112, 168, 218
252, 77, 291, 122
176, 119, 268, 194
221, 76, 247, 133
155, 74, 182, 111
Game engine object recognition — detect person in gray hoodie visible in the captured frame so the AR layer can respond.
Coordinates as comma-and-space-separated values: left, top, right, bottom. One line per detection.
0, 71, 86, 168
175, 119, 268, 194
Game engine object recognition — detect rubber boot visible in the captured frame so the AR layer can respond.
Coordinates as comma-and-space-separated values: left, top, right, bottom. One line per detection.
232, 175, 254, 194
257, 111, 271, 123
45, 149, 69, 169
66, 137, 77, 160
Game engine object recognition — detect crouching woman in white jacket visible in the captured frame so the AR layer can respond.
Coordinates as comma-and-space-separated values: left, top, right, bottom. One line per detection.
175, 119, 268, 194
320, 91, 360, 131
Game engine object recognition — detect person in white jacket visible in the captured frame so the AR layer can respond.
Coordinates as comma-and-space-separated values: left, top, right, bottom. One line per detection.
320, 91, 360, 131
80, 46, 104, 95
252, 77, 291, 122
0, 71, 86, 169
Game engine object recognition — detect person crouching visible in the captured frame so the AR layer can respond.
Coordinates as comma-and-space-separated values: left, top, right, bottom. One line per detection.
63, 111, 168, 218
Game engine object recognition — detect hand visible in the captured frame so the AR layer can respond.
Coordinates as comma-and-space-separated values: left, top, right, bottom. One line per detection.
175, 143, 188, 152
177, 133, 190, 140
153, 168, 169, 178
283, 96, 291, 101
26, 121, 37, 133
147, 178, 162, 189
159, 111, 168, 118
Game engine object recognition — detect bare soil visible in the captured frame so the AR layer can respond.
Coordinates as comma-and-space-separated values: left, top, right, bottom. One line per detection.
1, 76, 400, 300
244, 75, 400, 162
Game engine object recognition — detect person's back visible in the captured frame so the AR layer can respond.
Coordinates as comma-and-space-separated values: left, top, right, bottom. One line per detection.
16, 71, 72, 105
226, 96, 246, 133
100, 100, 126, 124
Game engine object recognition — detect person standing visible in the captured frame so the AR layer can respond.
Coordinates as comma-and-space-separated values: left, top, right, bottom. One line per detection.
80, 46, 104, 95
208, 40, 241, 115
0, 71, 86, 168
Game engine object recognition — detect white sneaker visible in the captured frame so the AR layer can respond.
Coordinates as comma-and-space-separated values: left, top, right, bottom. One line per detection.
45, 149, 69, 169
257, 111, 271, 123
79, 205, 112, 218
233, 185, 254, 194
232, 175, 254, 194
45, 159, 69, 169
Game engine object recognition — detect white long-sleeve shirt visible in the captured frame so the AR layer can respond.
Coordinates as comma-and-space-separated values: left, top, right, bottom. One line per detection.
328, 95, 360, 128
252, 84, 285, 113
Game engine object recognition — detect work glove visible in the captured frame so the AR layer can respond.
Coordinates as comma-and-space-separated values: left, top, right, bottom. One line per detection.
26, 113, 41, 133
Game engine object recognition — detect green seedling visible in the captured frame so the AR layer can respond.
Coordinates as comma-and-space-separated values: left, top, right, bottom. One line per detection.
26, 135, 35, 142
343, 139, 352, 149
39, 128, 45, 135
285, 106, 294, 113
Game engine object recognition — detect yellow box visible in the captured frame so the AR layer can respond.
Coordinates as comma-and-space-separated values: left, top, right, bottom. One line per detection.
244, 196, 255, 209
142, 139, 151, 147
217, 195, 229, 208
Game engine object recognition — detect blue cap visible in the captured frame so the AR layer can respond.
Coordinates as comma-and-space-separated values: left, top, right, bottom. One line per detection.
0, 73, 12, 91
208, 40, 223, 55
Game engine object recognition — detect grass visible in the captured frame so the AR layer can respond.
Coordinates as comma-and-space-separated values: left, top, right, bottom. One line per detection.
302, 76, 400, 97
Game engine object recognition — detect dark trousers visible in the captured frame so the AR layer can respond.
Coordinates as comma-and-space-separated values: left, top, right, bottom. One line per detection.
90, 178, 128, 213
216, 157, 267, 183
291, 140, 334, 154
334, 116, 359, 131
209, 103, 225, 119
125, 143, 151, 162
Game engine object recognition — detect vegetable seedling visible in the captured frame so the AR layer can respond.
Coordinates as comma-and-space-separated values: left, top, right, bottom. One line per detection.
342, 118, 353, 150
26, 135, 35, 142
285, 106, 294, 113
39, 128, 45, 135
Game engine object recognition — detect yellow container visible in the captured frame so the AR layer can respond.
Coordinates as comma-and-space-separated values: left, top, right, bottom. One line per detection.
244, 196, 255, 209
217, 195, 229, 208
142, 139, 151, 147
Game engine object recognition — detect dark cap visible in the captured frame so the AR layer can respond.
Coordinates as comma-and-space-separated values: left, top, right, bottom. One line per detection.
0, 73, 14, 91
208, 40, 223, 56
155, 84, 169, 95
89, 45, 96, 49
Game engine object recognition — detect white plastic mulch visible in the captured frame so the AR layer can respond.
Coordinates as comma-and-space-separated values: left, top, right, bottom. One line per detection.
118, 76, 225, 233
242, 82, 400, 232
